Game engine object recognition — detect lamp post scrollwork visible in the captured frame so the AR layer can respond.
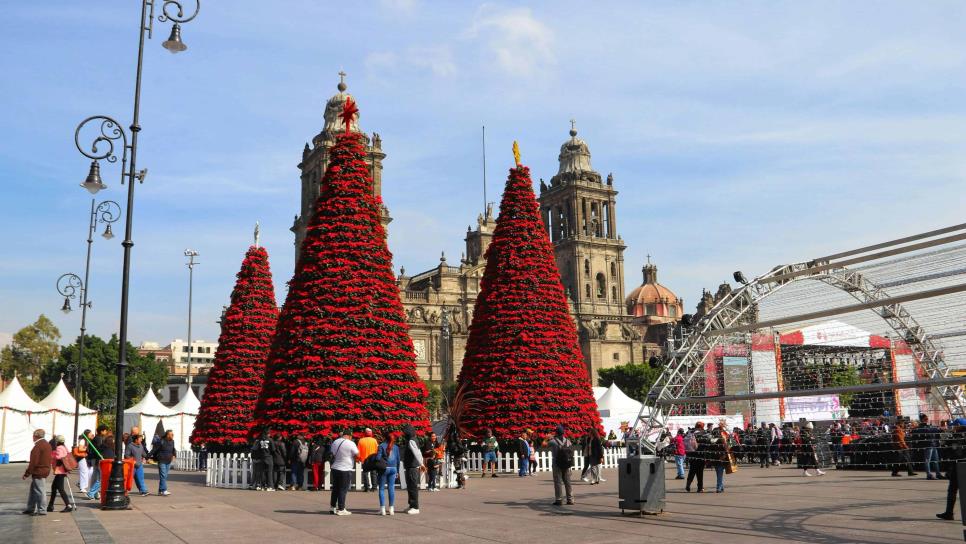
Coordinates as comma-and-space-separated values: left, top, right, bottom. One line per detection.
73, 0, 200, 511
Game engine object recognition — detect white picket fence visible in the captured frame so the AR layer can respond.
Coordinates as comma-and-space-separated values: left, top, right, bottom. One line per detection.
192, 447, 627, 490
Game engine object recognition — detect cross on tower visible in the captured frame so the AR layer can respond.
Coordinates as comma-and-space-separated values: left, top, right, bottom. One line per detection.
570, 119, 576, 131
338, 70, 346, 85
647, 253, 651, 265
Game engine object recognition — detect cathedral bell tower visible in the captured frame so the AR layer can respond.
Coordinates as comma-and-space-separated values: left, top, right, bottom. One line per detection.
538, 122, 626, 317
291, 72, 390, 266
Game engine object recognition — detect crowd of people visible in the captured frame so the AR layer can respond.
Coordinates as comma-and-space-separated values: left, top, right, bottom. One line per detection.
21, 424, 179, 516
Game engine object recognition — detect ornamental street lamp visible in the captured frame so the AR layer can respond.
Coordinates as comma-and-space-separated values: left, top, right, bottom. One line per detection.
73, 0, 200, 511
58, 200, 121, 449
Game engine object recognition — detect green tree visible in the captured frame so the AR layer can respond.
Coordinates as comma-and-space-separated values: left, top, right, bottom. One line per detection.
36, 334, 168, 409
425, 382, 443, 420
828, 366, 863, 408
0, 315, 61, 393
598, 362, 663, 402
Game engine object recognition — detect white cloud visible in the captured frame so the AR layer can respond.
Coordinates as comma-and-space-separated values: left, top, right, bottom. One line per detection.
366, 45, 457, 79
464, 4, 555, 76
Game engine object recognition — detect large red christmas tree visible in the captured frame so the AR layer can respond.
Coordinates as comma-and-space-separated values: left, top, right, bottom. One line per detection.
191, 245, 279, 450
457, 150, 601, 439
253, 125, 429, 439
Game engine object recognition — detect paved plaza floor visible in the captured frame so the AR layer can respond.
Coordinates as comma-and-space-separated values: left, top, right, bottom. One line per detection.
1, 463, 963, 543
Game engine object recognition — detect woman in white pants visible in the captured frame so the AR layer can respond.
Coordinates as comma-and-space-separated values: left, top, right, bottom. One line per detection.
75, 432, 92, 493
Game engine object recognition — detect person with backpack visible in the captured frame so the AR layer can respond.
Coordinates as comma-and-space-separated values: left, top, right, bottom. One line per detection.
46, 435, 76, 513
308, 437, 328, 491
686, 422, 708, 493
549, 424, 575, 506
357, 428, 379, 492
402, 424, 424, 514
671, 428, 687, 479
376, 432, 400, 515
329, 429, 359, 515
288, 434, 309, 490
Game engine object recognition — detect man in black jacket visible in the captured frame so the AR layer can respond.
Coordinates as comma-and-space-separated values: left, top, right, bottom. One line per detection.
151, 430, 177, 496
272, 435, 287, 491
686, 422, 708, 493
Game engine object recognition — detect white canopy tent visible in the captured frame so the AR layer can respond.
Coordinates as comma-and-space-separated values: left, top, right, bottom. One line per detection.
0, 377, 54, 462
124, 388, 180, 447
595, 383, 645, 438
170, 387, 200, 450
592, 386, 607, 400
38, 378, 98, 442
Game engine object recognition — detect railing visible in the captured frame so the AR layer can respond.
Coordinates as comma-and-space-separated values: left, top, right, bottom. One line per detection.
191, 447, 628, 490
173, 450, 206, 472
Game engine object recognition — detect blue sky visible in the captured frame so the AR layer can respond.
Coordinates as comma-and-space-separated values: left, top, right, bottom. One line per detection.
2, 1, 965, 347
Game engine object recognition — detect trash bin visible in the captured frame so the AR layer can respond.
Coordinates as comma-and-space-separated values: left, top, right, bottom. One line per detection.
618, 455, 666, 515
99, 458, 135, 506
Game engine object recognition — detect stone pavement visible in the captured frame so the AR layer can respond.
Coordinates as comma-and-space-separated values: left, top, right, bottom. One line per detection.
0, 463, 963, 543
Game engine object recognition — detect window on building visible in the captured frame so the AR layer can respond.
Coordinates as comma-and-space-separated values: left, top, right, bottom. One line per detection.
585, 284, 591, 299
670, 305, 678, 318
596, 273, 606, 298
610, 262, 617, 277
584, 259, 590, 277
645, 303, 657, 316
169, 387, 180, 404
182, 346, 188, 352
613, 353, 620, 361
611, 286, 618, 300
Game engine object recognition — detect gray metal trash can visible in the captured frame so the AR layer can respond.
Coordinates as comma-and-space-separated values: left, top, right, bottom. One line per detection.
618, 455, 666, 515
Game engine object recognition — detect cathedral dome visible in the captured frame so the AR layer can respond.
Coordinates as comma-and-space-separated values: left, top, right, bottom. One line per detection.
323, 72, 361, 135
626, 262, 683, 322
557, 123, 593, 175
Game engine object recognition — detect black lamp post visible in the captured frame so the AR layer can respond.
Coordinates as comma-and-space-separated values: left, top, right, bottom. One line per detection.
73, 0, 200, 511
58, 200, 120, 449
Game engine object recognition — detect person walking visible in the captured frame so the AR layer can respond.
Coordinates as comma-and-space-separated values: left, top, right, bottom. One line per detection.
755, 423, 770, 468
288, 434, 308, 490
151, 430, 177, 496
937, 418, 966, 520
47, 435, 75, 513
528, 437, 537, 476
586, 430, 604, 484
672, 429, 687, 479
402, 424, 424, 514
272, 434, 288, 491
329, 429, 359, 515
800, 422, 825, 476
549, 425, 575, 505
85, 425, 108, 501
125, 433, 150, 496
377, 432, 400, 515
308, 437, 328, 491
891, 420, 918, 477
73, 431, 90, 495
482, 428, 500, 477
357, 428, 379, 492
686, 422, 707, 493
23, 429, 52, 516
517, 431, 531, 477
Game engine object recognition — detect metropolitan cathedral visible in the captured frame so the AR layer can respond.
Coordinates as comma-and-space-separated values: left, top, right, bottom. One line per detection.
292, 76, 685, 385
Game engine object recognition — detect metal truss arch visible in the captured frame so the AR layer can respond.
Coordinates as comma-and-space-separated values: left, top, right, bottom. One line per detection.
635, 261, 965, 454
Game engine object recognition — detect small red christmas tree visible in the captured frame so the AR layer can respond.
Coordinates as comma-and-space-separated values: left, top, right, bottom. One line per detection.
457, 148, 601, 439
191, 245, 279, 450
253, 129, 429, 439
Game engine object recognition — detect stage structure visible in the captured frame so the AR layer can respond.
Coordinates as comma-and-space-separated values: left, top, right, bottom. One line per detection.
633, 223, 966, 452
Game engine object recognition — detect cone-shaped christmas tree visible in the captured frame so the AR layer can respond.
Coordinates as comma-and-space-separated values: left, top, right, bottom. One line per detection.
253, 124, 429, 439
191, 244, 279, 450
457, 145, 601, 439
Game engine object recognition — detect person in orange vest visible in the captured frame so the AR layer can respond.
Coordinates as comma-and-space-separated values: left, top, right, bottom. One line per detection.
357, 428, 379, 492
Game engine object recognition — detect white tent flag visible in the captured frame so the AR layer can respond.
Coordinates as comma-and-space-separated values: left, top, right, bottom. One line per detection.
171, 388, 200, 451
38, 378, 98, 441
124, 388, 180, 448
0, 377, 54, 462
